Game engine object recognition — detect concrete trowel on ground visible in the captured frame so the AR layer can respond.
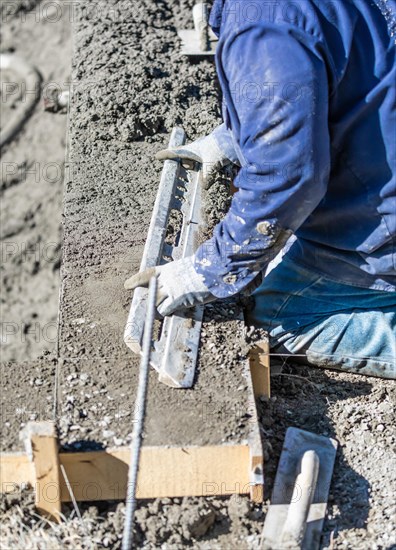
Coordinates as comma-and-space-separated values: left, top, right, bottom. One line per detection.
261, 427, 338, 550
124, 127, 205, 388
178, 3, 218, 56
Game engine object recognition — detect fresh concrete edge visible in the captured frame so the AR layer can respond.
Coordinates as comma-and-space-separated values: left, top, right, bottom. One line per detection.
0, 341, 271, 514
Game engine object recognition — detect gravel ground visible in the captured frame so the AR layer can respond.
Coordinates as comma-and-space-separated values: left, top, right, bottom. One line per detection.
1, 365, 395, 549
1, 1, 395, 549
259, 364, 396, 549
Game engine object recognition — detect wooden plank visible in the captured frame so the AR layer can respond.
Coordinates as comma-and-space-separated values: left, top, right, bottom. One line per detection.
24, 422, 62, 521
0, 452, 35, 492
249, 340, 271, 398
2, 436, 261, 504
249, 427, 264, 504
59, 444, 251, 501
249, 440, 264, 504
1, 444, 252, 500
245, 352, 265, 503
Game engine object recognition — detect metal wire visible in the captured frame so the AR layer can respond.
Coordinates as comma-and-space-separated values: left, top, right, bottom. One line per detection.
60, 464, 83, 522
122, 276, 157, 550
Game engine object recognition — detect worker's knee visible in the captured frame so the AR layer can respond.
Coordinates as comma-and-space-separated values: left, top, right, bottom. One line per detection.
271, 309, 396, 379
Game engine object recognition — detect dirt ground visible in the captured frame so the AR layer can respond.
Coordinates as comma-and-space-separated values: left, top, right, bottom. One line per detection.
1, 365, 395, 549
1, 0, 71, 362
1, 1, 395, 549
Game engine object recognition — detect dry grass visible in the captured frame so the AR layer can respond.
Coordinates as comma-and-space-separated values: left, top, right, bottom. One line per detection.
0, 492, 123, 550
1, 508, 94, 550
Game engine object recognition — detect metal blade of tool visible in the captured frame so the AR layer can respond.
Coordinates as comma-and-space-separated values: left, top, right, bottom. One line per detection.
261, 427, 338, 550
124, 126, 206, 388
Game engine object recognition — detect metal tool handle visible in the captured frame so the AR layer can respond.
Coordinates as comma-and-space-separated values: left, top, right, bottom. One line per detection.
281, 450, 320, 547
193, 3, 210, 51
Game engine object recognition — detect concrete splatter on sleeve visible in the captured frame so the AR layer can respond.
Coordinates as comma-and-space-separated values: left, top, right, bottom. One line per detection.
195, 17, 331, 299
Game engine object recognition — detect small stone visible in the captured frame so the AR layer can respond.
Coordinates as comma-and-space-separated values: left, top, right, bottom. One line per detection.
377, 424, 385, 432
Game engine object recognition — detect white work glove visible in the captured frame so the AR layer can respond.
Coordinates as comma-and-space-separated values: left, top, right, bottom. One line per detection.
124, 256, 215, 317
156, 133, 231, 189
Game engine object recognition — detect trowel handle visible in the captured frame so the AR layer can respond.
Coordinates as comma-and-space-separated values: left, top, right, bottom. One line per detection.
281, 450, 320, 547
193, 3, 209, 32
193, 3, 210, 51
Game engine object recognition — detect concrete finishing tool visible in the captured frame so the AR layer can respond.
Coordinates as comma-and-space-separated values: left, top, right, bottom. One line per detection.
261, 427, 338, 550
178, 3, 218, 56
124, 127, 205, 389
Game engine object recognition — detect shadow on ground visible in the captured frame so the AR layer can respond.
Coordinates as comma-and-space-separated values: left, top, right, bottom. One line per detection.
258, 361, 373, 546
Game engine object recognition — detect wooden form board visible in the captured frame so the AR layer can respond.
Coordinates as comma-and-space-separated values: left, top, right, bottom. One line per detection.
0, 452, 34, 492
0, 344, 271, 515
60, 445, 252, 501
1, 443, 252, 505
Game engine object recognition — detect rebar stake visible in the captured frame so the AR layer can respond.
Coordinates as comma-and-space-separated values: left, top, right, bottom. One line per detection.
122, 276, 157, 550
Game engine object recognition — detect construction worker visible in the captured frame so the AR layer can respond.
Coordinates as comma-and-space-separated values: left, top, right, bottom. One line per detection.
125, 0, 396, 379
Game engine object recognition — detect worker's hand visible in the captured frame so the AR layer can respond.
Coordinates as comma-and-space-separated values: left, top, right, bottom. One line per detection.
124, 256, 215, 317
156, 133, 230, 189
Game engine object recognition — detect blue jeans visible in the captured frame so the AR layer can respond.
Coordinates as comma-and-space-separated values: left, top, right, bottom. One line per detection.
248, 255, 396, 379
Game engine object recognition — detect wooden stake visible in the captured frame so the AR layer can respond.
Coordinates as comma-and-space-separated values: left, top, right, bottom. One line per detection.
22, 421, 62, 522
249, 340, 271, 399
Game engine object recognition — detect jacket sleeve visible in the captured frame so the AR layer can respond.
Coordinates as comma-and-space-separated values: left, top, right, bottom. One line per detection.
194, 23, 331, 298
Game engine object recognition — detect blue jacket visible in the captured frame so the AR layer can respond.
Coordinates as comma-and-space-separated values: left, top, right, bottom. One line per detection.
194, 0, 396, 298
